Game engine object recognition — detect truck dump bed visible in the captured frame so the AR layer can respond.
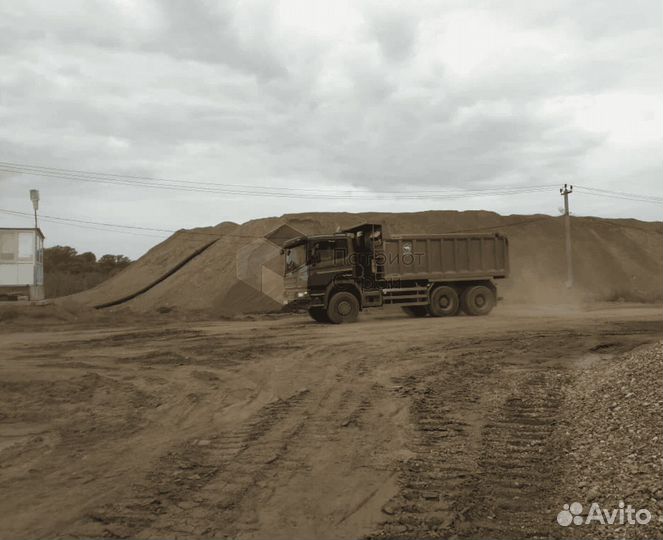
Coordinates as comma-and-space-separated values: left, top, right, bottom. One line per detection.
381, 233, 508, 281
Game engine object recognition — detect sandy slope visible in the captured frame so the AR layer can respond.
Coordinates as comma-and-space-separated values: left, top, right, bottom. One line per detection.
68, 222, 238, 308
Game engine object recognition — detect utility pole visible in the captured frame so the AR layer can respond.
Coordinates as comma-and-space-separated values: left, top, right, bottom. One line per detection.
560, 184, 573, 288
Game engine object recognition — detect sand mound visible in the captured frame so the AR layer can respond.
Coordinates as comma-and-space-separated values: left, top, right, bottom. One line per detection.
66, 211, 662, 315
68, 222, 238, 308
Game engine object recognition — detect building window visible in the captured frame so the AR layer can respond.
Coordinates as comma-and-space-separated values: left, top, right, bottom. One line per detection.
0, 231, 17, 262
18, 232, 34, 261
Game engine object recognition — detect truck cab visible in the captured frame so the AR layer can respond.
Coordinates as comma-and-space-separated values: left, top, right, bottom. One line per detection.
283, 232, 356, 305
282, 224, 386, 322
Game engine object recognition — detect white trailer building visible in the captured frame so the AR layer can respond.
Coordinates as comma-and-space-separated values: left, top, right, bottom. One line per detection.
0, 228, 45, 301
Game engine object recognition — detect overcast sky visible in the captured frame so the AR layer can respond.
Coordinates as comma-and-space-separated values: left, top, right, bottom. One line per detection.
0, 0, 661, 258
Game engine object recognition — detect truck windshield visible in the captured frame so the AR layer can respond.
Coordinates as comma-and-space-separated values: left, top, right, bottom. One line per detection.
285, 244, 307, 272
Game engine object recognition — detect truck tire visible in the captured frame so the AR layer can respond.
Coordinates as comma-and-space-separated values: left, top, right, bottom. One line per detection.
428, 285, 460, 317
402, 306, 428, 317
308, 307, 330, 323
461, 285, 495, 316
326, 291, 359, 324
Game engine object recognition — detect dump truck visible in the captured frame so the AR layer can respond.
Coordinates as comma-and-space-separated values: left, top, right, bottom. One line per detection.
282, 223, 509, 323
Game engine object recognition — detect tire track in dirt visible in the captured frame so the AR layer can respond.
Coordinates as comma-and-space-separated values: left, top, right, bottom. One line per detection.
222, 347, 409, 539
152, 346, 398, 538
375, 357, 492, 538
372, 334, 575, 539
463, 368, 568, 538
80, 389, 312, 538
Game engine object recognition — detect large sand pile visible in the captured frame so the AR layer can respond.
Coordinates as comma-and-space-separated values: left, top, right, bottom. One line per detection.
66, 211, 662, 316
69, 222, 238, 308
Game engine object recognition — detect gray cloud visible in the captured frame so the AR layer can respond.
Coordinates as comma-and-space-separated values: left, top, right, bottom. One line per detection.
140, 1, 287, 79
0, 0, 660, 257
368, 6, 419, 63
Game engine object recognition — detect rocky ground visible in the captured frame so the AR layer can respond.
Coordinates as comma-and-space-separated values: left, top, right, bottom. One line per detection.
558, 341, 663, 539
0, 303, 661, 539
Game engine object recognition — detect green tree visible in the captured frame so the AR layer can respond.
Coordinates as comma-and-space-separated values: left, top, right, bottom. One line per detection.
43, 246, 132, 297
43, 245, 78, 271
98, 254, 131, 272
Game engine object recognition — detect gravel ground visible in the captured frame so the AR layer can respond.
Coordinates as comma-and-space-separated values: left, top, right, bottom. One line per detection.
558, 341, 663, 539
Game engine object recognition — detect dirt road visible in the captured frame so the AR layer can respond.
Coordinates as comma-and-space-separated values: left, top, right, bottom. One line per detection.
0, 304, 661, 539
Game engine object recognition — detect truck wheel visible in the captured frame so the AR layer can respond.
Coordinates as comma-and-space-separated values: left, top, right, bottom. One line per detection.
308, 307, 330, 323
461, 285, 495, 316
326, 291, 359, 324
428, 286, 460, 317
402, 306, 428, 317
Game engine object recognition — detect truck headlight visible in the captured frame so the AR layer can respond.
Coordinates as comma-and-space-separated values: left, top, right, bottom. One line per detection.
297, 291, 308, 298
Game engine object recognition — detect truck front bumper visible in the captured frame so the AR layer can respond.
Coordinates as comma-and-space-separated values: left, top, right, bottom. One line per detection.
284, 289, 310, 305
283, 289, 324, 309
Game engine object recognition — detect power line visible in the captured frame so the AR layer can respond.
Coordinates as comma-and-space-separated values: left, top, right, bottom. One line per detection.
0, 208, 266, 239
1, 160, 352, 194
3, 161, 661, 207
0, 159, 558, 195
0, 208, 168, 238
0, 161, 555, 200
574, 185, 663, 202
0, 207, 565, 239
1, 208, 178, 234
0, 166, 554, 200
573, 187, 663, 205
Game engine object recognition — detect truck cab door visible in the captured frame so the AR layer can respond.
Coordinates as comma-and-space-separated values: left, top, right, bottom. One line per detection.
308, 238, 353, 287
